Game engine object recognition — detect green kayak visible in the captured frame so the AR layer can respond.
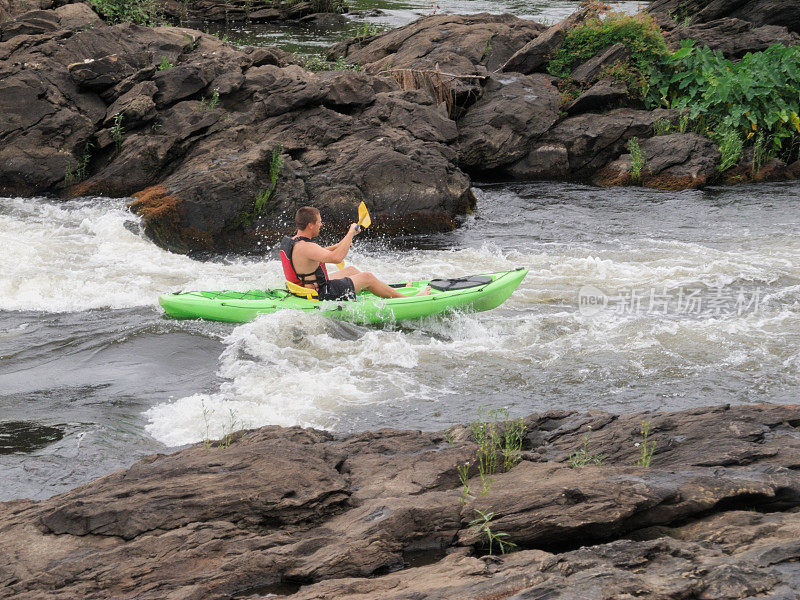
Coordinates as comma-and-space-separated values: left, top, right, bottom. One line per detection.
158, 268, 528, 325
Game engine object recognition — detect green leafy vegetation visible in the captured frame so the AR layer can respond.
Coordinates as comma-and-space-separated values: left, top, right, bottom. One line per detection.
65, 141, 93, 185
111, 114, 124, 152
714, 127, 744, 172
254, 145, 283, 215
355, 21, 385, 42
635, 420, 655, 467
303, 54, 363, 72
652, 117, 672, 136
470, 407, 526, 495
158, 56, 174, 71
647, 42, 800, 164
310, 0, 347, 14
627, 136, 644, 184
468, 509, 517, 555
548, 11, 669, 98
90, 0, 163, 26
567, 428, 603, 468
200, 89, 220, 110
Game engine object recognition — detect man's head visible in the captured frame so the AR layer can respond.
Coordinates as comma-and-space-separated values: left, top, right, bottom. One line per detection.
296, 206, 322, 237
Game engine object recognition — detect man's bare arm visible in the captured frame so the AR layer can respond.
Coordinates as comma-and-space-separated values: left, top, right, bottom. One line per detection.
296, 225, 359, 264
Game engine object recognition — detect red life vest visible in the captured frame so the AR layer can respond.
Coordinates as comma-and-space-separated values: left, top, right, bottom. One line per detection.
279, 236, 329, 286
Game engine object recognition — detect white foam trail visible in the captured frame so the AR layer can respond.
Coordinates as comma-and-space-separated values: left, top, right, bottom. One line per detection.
0, 197, 284, 312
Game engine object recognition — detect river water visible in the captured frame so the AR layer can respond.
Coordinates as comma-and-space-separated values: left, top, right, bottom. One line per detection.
2, 182, 799, 501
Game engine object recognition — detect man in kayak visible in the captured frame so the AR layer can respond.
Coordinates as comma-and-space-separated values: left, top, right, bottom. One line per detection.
280, 206, 431, 300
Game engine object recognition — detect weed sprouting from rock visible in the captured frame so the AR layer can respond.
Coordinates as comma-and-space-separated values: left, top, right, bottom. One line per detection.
468, 509, 517, 555
628, 137, 644, 184
303, 55, 363, 72
635, 420, 655, 467
470, 407, 526, 495
65, 141, 93, 185
158, 56, 173, 71
111, 114, 124, 152
653, 117, 672, 136
715, 127, 744, 172
200, 89, 220, 111
568, 428, 603, 468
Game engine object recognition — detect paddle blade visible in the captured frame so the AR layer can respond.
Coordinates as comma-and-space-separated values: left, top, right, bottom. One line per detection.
336, 261, 345, 270
358, 202, 371, 229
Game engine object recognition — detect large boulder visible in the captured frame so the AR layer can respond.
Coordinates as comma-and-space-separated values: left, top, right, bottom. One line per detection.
1, 404, 800, 599
648, 0, 800, 34
661, 16, 800, 58
501, 7, 590, 74
594, 132, 721, 189
0, 2, 101, 40
326, 13, 545, 106
456, 73, 560, 172
510, 108, 677, 179
0, 17, 473, 253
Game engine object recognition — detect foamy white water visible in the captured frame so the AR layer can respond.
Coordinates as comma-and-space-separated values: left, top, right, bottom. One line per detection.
3, 187, 800, 459
0, 197, 283, 312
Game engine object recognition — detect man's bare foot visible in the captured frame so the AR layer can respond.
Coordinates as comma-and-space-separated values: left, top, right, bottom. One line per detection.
414, 286, 431, 296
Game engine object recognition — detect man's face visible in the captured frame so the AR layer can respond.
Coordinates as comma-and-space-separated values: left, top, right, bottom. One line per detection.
311, 216, 322, 236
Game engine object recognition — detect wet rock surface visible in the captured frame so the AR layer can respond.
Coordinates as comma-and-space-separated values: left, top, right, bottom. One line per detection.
0, 17, 471, 252
594, 132, 721, 189
1, 403, 799, 599
648, 0, 800, 34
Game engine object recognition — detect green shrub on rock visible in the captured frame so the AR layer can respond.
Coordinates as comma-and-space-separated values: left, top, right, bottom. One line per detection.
90, 0, 163, 26
548, 12, 669, 98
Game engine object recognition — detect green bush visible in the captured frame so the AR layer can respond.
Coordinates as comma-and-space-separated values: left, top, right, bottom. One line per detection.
647, 41, 800, 159
90, 0, 163, 26
548, 12, 669, 97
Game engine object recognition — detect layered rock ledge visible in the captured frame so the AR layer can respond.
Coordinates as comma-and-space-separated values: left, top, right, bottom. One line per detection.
1, 402, 799, 599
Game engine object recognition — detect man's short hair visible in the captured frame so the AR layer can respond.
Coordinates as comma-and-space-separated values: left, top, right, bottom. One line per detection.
296, 206, 320, 230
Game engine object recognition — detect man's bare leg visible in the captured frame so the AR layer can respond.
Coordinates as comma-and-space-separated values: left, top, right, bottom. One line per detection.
350, 272, 431, 298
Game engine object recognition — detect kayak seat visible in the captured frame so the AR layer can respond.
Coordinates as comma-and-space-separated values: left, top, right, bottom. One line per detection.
286, 280, 319, 301
429, 275, 492, 291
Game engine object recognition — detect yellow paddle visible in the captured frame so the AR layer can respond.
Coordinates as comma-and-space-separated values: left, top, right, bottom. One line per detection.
337, 202, 370, 270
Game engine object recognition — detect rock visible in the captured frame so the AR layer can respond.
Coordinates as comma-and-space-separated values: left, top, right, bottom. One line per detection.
0, 3, 100, 40
507, 144, 570, 179
1, 403, 800, 599
68, 52, 152, 91
501, 7, 590, 75
648, 0, 800, 34
594, 133, 721, 189
159, 0, 335, 23
722, 146, 796, 184
456, 73, 560, 172
570, 42, 631, 85
566, 77, 628, 115
52, 2, 103, 30
326, 13, 545, 103
525, 108, 678, 178
663, 17, 800, 58
103, 80, 158, 127
0, 15, 473, 252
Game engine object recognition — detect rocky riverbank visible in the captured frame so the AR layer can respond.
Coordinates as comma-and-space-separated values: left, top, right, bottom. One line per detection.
1, 1, 799, 253
1, 402, 799, 599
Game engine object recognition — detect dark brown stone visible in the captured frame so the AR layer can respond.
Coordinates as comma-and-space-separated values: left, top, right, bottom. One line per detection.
457, 73, 560, 171
594, 133, 721, 189
501, 7, 590, 75
1, 404, 799, 599
570, 42, 631, 85
566, 77, 628, 115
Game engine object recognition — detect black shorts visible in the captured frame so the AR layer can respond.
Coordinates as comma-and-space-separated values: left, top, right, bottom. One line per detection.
319, 277, 356, 301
